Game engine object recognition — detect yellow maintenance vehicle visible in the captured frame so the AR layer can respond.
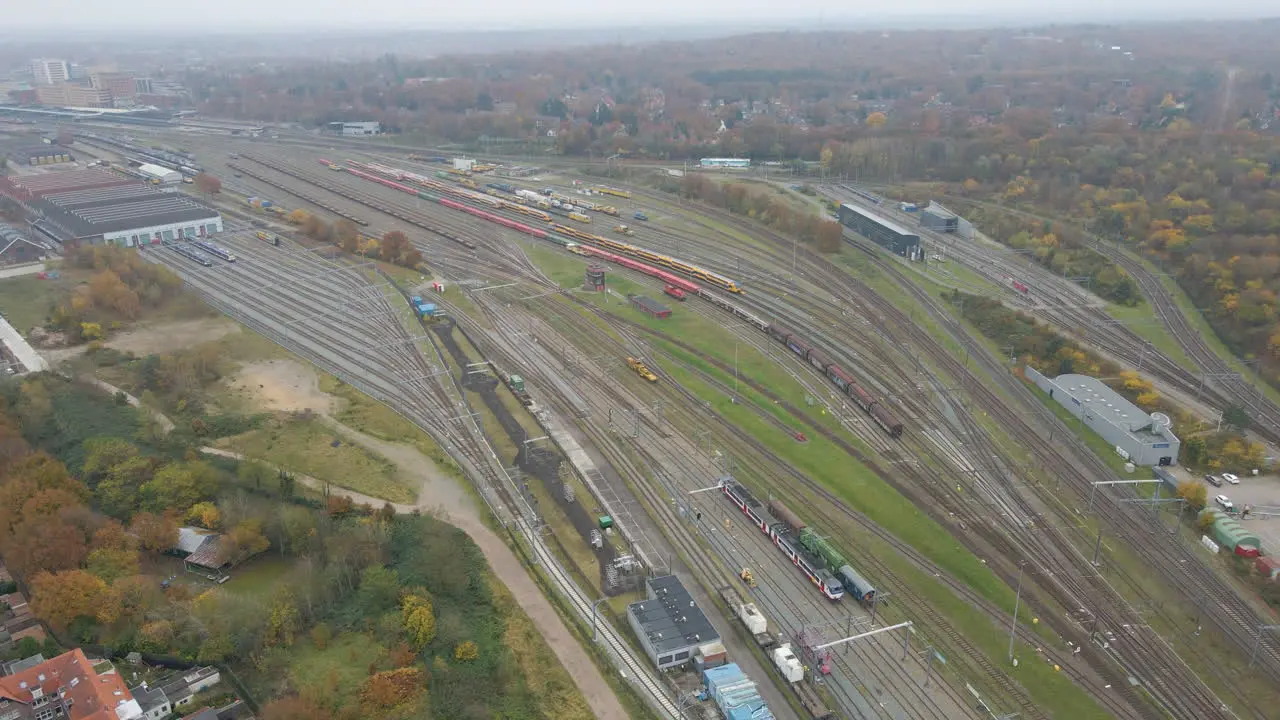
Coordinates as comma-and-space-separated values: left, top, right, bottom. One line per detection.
740, 568, 757, 588
627, 357, 658, 383
612, 224, 635, 236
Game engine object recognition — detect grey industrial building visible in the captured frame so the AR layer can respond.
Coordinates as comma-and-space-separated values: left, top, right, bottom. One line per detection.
838, 203, 921, 257
0, 169, 221, 248
918, 202, 974, 239
1027, 369, 1180, 466
627, 575, 720, 670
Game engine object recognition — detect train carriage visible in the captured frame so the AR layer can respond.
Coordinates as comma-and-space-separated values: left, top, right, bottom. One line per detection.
772, 533, 844, 600
837, 565, 878, 603
768, 499, 807, 532
767, 325, 793, 344
826, 364, 854, 392
721, 479, 771, 532
806, 349, 831, 373
786, 336, 811, 358
869, 404, 904, 438
848, 383, 876, 413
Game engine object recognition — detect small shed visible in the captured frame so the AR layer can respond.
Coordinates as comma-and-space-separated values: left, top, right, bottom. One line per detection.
1256, 556, 1280, 580
629, 295, 671, 319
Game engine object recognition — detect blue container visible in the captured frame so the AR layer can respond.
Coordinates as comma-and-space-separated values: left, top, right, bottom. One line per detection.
411, 295, 423, 305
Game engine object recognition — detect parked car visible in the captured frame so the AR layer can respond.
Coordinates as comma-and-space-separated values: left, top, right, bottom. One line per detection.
1215, 494, 1235, 512
1204, 474, 1223, 487
1222, 473, 1240, 484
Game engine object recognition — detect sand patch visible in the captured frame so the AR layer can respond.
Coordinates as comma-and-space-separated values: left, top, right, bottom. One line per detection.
106, 318, 239, 356
225, 359, 336, 414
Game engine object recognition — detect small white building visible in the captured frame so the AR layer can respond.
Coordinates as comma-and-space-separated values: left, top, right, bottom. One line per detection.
452, 157, 475, 171
1027, 369, 1180, 466
137, 163, 180, 186
327, 121, 381, 136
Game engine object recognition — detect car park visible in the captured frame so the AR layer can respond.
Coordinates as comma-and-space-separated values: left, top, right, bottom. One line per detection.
1205, 474, 1223, 487
1223, 473, 1240, 484
1215, 494, 1235, 511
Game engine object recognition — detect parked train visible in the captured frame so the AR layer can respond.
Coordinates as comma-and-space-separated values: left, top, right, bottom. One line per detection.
336, 156, 906, 439
193, 240, 236, 262
720, 478, 844, 601
550, 223, 743, 294
767, 499, 877, 602
171, 243, 213, 267
767, 325, 903, 438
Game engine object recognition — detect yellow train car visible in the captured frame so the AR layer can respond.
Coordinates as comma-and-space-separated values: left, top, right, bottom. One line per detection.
568, 212, 591, 224
593, 186, 631, 199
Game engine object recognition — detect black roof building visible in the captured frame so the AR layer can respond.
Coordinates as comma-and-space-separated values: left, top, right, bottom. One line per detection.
838, 203, 921, 257
24, 182, 220, 247
626, 575, 719, 670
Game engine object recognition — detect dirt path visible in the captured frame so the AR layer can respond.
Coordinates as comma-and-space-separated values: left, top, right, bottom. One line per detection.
202, 428, 631, 720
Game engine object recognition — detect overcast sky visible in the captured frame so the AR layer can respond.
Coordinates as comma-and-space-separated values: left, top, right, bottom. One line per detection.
3, 0, 1270, 31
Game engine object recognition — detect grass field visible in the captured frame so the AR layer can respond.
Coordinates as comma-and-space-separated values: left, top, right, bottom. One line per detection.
224, 555, 294, 599
288, 632, 387, 709
217, 417, 417, 503
0, 271, 66, 333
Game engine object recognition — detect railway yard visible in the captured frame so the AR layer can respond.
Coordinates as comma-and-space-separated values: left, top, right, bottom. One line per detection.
28, 125, 1280, 720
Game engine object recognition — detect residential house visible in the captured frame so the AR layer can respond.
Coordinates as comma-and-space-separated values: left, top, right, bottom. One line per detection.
156, 667, 220, 711
0, 648, 143, 720
127, 684, 169, 720
0, 561, 44, 651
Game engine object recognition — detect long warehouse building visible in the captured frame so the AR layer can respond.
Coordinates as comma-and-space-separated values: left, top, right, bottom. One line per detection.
0, 168, 221, 248
838, 202, 921, 257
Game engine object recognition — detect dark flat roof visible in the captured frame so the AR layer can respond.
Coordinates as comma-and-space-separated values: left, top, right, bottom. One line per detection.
32, 190, 219, 239
839, 202, 918, 238
628, 575, 718, 655
631, 295, 670, 314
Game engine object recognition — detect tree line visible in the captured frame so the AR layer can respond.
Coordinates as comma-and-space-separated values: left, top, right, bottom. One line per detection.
285, 210, 424, 270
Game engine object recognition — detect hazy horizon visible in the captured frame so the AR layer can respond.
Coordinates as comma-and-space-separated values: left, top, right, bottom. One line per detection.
2, 1, 1275, 34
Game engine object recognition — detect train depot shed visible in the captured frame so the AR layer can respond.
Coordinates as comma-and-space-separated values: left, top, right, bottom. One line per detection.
1027, 369, 1180, 466
918, 201, 975, 239
0, 169, 221, 248
629, 294, 672, 319
837, 202, 921, 257
627, 575, 720, 670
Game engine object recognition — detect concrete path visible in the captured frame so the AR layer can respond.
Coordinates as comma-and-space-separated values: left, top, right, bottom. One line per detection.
0, 263, 47, 280
202, 427, 630, 720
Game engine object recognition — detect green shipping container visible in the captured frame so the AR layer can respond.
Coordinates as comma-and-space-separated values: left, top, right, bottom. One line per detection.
598, 515, 614, 529
509, 375, 525, 392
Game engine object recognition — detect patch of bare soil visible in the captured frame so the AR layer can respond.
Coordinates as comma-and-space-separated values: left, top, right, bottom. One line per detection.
105, 318, 239, 356
224, 359, 335, 414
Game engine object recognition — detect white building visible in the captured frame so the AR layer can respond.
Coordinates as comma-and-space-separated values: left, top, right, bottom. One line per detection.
1026, 369, 1180, 466
327, 121, 381, 136
29, 58, 70, 85
137, 163, 181, 185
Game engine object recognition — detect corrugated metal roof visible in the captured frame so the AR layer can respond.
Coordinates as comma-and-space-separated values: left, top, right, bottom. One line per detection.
175, 527, 217, 555
6, 168, 129, 195
839, 202, 917, 237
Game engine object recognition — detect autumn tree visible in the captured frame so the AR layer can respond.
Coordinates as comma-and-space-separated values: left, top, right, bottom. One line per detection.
224, 519, 270, 565
138, 620, 176, 652
192, 173, 222, 196
360, 667, 424, 712
335, 219, 361, 254
401, 593, 436, 650
130, 511, 179, 551
380, 231, 410, 264
454, 640, 479, 661
1223, 404, 1252, 431
29, 570, 110, 630
266, 589, 302, 647
186, 501, 221, 529
140, 460, 219, 511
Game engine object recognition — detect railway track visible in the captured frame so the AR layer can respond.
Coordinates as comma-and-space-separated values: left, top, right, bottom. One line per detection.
600, 190, 1265, 718
141, 233, 682, 719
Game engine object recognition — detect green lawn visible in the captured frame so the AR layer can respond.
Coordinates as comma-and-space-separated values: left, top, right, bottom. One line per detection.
0, 271, 64, 333
288, 632, 388, 707
224, 556, 294, 598
1103, 299, 1197, 373
216, 417, 417, 503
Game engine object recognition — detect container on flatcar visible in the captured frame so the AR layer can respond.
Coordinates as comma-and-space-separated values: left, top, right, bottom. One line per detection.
768, 499, 806, 533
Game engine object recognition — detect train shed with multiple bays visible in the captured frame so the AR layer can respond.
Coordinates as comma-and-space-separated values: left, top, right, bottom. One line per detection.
0, 169, 221, 248
627, 575, 720, 670
837, 202, 921, 256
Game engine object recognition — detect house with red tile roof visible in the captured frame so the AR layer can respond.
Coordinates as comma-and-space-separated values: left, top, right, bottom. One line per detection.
0, 649, 142, 720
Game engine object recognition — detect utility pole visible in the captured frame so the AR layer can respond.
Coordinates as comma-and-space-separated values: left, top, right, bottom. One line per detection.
1008, 563, 1026, 664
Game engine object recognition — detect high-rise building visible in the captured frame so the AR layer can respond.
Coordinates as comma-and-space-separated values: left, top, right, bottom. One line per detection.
29, 58, 70, 85
90, 71, 136, 100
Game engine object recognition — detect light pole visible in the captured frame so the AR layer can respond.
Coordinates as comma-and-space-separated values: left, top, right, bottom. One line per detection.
1008, 562, 1026, 664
